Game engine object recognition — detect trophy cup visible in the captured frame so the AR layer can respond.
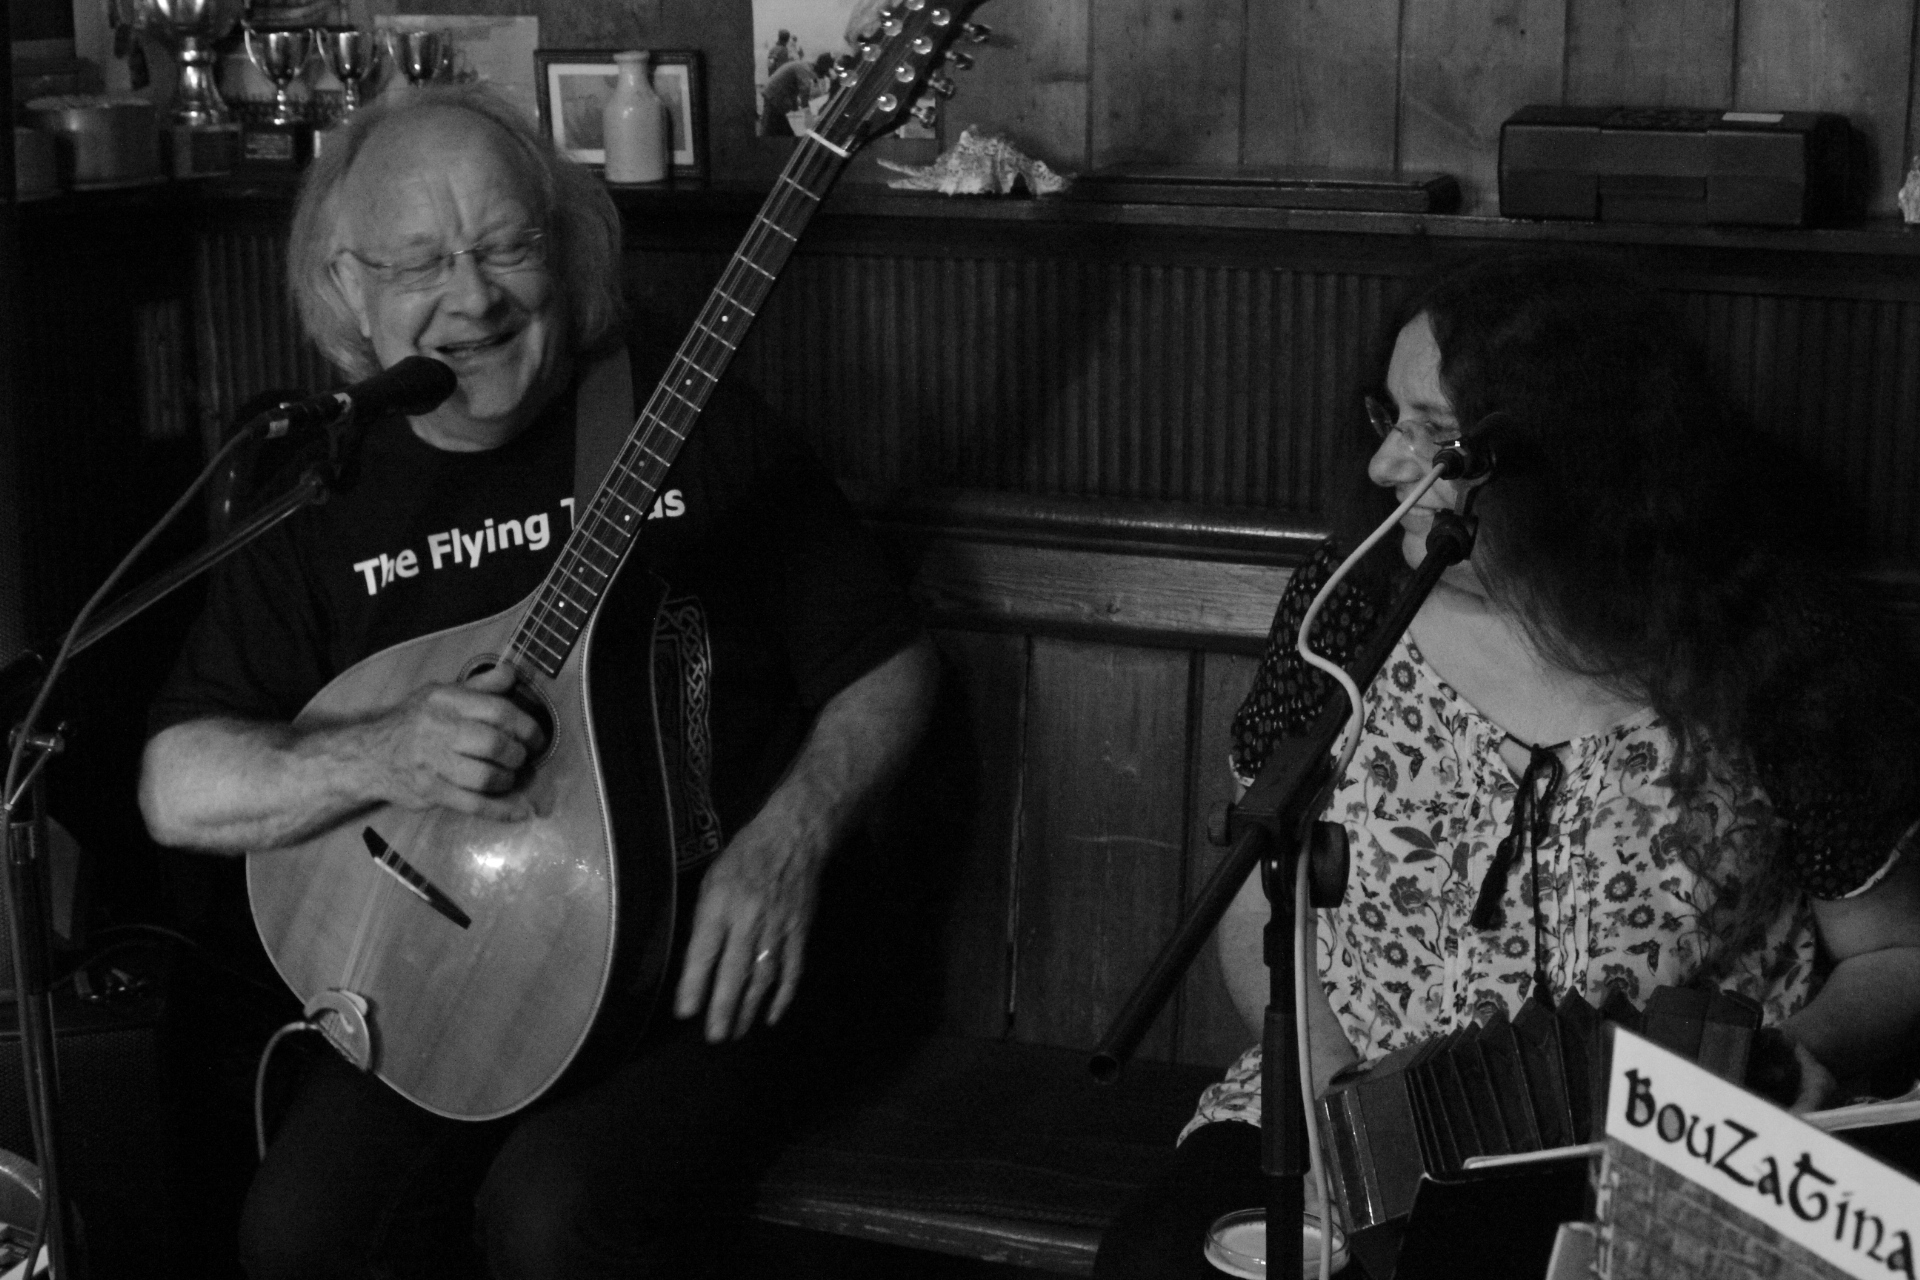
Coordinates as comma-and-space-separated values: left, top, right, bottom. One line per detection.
134, 0, 244, 176
391, 28, 451, 89
319, 27, 381, 117
241, 25, 316, 169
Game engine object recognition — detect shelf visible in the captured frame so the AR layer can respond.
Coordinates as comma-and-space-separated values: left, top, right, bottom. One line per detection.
18, 166, 1920, 276
18, 170, 1920, 263
600, 180, 1920, 260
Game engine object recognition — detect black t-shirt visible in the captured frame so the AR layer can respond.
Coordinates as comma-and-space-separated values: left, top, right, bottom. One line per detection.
150, 370, 919, 850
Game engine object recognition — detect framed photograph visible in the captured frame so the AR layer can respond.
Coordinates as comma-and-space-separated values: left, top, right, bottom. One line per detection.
650, 51, 707, 180
751, 0, 932, 139
535, 49, 707, 182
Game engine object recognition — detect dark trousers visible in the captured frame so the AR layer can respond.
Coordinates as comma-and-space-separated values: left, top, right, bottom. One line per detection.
1093, 1121, 1267, 1280
238, 1012, 804, 1279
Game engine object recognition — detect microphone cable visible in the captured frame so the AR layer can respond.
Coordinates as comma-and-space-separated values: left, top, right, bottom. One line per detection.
1287, 457, 1451, 1280
255, 1021, 325, 1161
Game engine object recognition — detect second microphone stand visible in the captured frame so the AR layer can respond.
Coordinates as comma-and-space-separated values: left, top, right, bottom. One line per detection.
1091, 507, 1479, 1280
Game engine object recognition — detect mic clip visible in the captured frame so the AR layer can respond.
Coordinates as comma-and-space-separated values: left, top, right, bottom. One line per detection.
260, 393, 350, 441
1433, 435, 1495, 481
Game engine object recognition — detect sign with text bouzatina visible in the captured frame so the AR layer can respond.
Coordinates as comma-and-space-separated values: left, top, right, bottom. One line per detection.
1606, 1028, 1920, 1280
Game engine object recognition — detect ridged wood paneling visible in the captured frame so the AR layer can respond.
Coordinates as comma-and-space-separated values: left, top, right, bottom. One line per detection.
195, 228, 1920, 568
192, 230, 337, 454
1675, 287, 1920, 561
734, 250, 1397, 513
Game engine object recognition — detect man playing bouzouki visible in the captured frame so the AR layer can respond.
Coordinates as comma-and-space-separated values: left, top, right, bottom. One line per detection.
140, 84, 937, 1278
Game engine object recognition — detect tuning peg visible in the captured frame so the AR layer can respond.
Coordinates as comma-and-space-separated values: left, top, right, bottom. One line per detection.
910, 101, 938, 127
880, 2, 903, 15
929, 75, 957, 99
831, 59, 858, 83
881, 16, 904, 35
962, 21, 991, 42
949, 50, 975, 70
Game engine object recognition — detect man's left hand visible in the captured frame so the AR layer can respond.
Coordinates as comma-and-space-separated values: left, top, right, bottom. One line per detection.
672, 816, 823, 1042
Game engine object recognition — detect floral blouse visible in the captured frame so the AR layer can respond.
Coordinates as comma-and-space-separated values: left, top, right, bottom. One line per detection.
1186, 628, 1820, 1138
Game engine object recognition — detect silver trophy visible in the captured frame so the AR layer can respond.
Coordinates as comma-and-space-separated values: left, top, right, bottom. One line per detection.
244, 26, 315, 128
134, 0, 244, 127
320, 27, 382, 116
391, 28, 451, 89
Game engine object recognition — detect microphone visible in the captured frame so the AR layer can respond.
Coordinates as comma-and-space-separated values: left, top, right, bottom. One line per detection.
1433, 415, 1503, 482
260, 357, 458, 438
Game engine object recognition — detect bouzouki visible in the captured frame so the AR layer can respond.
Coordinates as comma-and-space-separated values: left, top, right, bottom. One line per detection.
247, 1, 993, 1120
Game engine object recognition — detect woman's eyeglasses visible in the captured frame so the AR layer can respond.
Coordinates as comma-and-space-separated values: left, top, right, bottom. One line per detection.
343, 229, 548, 295
1365, 394, 1465, 464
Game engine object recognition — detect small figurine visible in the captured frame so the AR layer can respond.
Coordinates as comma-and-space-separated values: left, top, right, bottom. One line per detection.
1901, 155, 1920, 225
879, 125, 1070, 196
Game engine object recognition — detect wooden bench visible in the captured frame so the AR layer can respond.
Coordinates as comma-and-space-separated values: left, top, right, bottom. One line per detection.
748, 490, 1315, 1271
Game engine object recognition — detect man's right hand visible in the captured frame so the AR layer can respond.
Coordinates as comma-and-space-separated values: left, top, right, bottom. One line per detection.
366, 662, 546, 821
141, 664, 551, 853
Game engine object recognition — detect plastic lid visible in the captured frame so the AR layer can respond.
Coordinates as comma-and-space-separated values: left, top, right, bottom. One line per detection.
1204, 1209, 1349, 1278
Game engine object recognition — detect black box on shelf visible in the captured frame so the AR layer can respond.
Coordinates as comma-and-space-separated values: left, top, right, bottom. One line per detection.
1498, 105, 1856, 227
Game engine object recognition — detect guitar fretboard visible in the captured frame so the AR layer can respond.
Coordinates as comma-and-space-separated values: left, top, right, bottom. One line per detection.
506, 139, 852, 677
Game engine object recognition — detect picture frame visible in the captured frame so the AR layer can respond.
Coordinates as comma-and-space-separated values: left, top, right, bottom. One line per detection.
535, 48, 707, 182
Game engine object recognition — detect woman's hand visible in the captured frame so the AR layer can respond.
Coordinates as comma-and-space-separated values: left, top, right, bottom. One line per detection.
1785, 1035, 1841, 1112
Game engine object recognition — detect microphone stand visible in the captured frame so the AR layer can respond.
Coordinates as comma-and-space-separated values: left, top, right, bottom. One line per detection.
1090, 506, 1480, 1280
0, 416, 353, 1277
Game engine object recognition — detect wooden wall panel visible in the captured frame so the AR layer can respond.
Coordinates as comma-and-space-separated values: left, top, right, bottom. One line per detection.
1398, 0, 1568, 214
1088, 0, 1244, 169
916, 628, 1029, 1041
389, 0, 1920, 222
942, 0, 1092, 172
1735, 0, 1918, 216
1565, 0, 1737, 107
1242, 0, 1402, 170
1908, 9, 1920, 191
1013, 639, 1193, 1056
1176, 650, 1265, 1068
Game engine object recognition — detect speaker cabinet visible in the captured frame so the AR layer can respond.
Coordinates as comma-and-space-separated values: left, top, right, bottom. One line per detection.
0, 993, 175, 1276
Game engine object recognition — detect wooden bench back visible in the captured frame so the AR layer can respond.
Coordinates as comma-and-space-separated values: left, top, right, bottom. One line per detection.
865, 492, 1315, 1069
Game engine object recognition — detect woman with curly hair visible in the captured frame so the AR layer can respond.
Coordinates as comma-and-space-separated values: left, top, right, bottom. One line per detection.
1095, 251, 1920, 1278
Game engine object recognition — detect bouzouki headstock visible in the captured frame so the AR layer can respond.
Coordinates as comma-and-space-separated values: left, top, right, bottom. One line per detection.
813, 0, 994, 151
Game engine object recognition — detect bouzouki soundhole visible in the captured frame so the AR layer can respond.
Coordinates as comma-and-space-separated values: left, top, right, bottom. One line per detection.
461, 654, 558, 772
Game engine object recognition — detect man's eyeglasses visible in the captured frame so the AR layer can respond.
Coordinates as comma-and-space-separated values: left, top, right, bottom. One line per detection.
1365, 394, 1465, 464
343, 229, 548, 294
